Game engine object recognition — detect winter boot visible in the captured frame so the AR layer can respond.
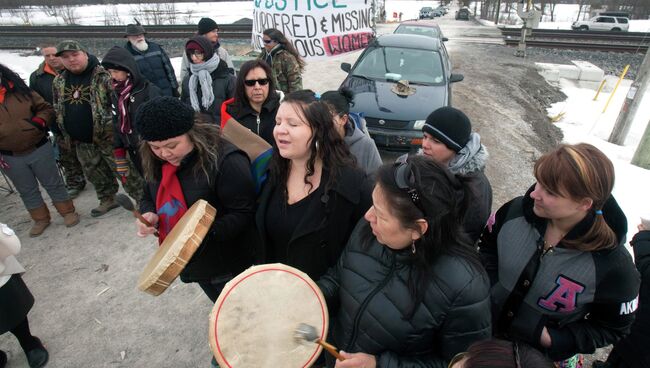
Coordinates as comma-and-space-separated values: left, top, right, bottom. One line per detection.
25, 337, 49, 368
90, 197, 119, 217
53, 200, 80, 227
27, 205, 51, 237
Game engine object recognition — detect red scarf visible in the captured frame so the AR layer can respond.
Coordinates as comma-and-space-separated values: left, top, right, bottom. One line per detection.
155, 163, 188, 244
112, 78, 134, 134
0, 82, 14, 104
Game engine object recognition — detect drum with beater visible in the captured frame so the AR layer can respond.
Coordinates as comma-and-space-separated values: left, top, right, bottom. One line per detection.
137, 199, 216, 296
209, 263, 329, 368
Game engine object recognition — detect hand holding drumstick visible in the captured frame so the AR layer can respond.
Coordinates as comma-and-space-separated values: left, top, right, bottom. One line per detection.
114, 193, 159, 237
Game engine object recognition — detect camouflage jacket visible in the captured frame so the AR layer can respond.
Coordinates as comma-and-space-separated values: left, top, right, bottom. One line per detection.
52, 61, 114, 144
259, 48, 303, 94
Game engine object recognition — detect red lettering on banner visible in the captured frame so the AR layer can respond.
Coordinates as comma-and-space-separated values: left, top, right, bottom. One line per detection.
322, 32, 373, 56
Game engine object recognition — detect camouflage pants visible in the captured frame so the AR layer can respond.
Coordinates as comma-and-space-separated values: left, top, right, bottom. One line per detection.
75, 139, 144, 203
54, 135, 86, 191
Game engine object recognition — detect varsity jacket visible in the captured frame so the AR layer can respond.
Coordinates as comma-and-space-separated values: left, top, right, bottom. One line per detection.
478, 185, 640, 360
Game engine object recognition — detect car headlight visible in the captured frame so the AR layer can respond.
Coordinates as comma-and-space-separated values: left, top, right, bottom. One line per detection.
413, 120, 426, 130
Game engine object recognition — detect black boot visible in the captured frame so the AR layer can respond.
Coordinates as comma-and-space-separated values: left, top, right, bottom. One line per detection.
25, 337, 48, 368
1, 350, 8, 368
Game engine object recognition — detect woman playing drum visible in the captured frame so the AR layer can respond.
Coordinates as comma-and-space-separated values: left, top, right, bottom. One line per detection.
318, 157, 492, 367
134, 96, 257, 302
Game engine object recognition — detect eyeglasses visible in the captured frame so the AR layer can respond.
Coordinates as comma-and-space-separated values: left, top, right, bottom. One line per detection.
244, 78, 270, 87
394, 161, 424, 214
189, 50, 204, 57
262, 39, 274, 44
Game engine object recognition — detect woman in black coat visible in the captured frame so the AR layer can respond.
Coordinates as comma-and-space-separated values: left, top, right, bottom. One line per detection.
220, 59, 280, 145
181, 36, 235, 123
255, 90, 372, 282
134, 97, 256, 302
318, 157, 491, 368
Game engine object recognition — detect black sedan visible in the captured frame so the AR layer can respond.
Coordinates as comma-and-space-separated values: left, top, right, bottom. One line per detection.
340, 34, 463, 151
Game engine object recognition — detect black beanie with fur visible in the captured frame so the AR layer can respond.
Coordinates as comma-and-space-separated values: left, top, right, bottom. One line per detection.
136, 96, 194, 141
422, 106, 471, 153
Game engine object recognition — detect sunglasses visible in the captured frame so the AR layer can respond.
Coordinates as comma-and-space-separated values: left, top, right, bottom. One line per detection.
394, 161, 425, 214
244, 78, 270, 87
188, 50, 204, 57
262, 39, 275, 44
447, 352, 467, 368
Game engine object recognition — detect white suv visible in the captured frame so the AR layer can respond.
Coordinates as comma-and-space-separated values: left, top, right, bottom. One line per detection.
572, 16, 630, 31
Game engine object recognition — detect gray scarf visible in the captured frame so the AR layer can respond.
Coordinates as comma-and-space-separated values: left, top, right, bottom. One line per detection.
448, 133, 488, 175
188, 53, 220, 112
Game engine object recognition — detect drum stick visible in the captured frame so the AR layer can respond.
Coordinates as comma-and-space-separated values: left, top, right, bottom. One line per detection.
294, 323, 345, 361
115, 193, 159, 237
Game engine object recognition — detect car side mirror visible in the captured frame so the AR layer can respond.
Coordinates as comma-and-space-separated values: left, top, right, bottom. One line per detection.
449, 74, 464, 83
442, 37, 449, 42
341, 63, 352, 73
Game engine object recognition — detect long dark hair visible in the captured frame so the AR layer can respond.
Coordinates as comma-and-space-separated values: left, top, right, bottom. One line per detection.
263, 28, 305, 71
320, 87, 354, 116
0, 63, 31, 99
233, 59, 278, 111
369, 156, 483, 317
534, 143, 616, 251
463, 339, 553, 368
270, 90, 354, 197
139, 114, 221, 183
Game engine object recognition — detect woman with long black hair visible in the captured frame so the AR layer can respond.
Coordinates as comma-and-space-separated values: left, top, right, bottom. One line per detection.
258, 28, 304, 93
318, 157, 491, 368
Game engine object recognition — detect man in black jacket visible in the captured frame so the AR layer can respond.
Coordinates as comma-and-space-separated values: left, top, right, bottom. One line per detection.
124, 23, 179, 97
29, 44, 86, 198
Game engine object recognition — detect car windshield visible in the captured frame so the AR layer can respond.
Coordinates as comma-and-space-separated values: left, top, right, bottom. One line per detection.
421, 7, 432, 11
395, 25, 440, 38
352, 46, 445, 85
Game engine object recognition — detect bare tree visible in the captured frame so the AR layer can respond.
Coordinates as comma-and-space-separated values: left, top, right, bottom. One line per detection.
41, 5, 61, 24
163, 2, 177, 25
103, 5, 120, 26
183, 8, 194, 24
60, 5, 77, 25
8, 6, 32, 24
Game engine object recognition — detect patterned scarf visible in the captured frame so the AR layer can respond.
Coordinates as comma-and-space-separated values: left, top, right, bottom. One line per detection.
112, 78, 134, 134
188, 53, 220, 112
155, 162, 188, 244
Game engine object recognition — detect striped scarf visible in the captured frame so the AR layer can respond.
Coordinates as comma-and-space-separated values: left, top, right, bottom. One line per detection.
113, 78, 134, 134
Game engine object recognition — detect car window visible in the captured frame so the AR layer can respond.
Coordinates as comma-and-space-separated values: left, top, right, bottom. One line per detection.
395, 25, 440, 38
616, 17, 628, 23
353, 46, 445, 85
596, 17, 615, 23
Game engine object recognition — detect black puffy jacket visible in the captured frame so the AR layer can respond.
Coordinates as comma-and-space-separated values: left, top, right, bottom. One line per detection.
318, 221, 492, 368
124, 40, 178, 97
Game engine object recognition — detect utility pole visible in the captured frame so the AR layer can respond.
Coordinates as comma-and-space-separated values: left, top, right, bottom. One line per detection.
609, 50, 650, 145
632, 118, 650, 169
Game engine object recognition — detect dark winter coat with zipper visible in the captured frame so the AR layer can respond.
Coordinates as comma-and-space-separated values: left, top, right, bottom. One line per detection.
0, 90, 54, 154
318, 220, 492, 368
124, 40, 178, 97
255, 165, 372, 281
221, 92, 280, 146
140, 140, 257, 282
478, 185, 640, 361
606, 230, 650, 368
101, 46, 161, 151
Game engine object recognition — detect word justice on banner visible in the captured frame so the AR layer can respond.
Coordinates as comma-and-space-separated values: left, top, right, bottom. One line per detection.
252, 0, 375, 60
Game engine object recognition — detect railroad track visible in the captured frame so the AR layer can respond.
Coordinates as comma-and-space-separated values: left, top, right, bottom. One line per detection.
0, 23, 253, 39
500, 28, 650, 53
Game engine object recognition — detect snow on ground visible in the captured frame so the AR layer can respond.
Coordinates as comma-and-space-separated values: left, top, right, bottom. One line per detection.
0, 2, 254, 26
546, 77, 650, 248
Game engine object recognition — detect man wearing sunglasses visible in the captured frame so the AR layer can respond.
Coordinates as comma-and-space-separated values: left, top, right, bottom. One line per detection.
180, 17, 235, 82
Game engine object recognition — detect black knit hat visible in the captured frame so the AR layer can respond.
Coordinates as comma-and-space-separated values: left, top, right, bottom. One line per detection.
197, 18, 218, 35
422, 107, 471, 153
135, 97, 195, 142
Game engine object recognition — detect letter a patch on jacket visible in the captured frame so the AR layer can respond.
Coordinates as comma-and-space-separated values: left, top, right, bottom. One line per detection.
538, 275, 585, 312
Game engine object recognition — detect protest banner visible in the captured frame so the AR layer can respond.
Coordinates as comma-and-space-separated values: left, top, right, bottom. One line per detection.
252, 0, 375, 60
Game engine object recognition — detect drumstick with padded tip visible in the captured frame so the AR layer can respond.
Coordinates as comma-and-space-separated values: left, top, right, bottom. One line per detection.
294, 323, 345, 361
115, 193, 159, 237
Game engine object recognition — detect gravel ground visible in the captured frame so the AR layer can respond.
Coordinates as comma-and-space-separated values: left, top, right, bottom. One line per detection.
0, 17, 620, 368
524, 47, 646, 80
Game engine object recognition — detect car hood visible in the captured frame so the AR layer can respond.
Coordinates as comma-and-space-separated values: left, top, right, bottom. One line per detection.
341, 76, 448, 120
